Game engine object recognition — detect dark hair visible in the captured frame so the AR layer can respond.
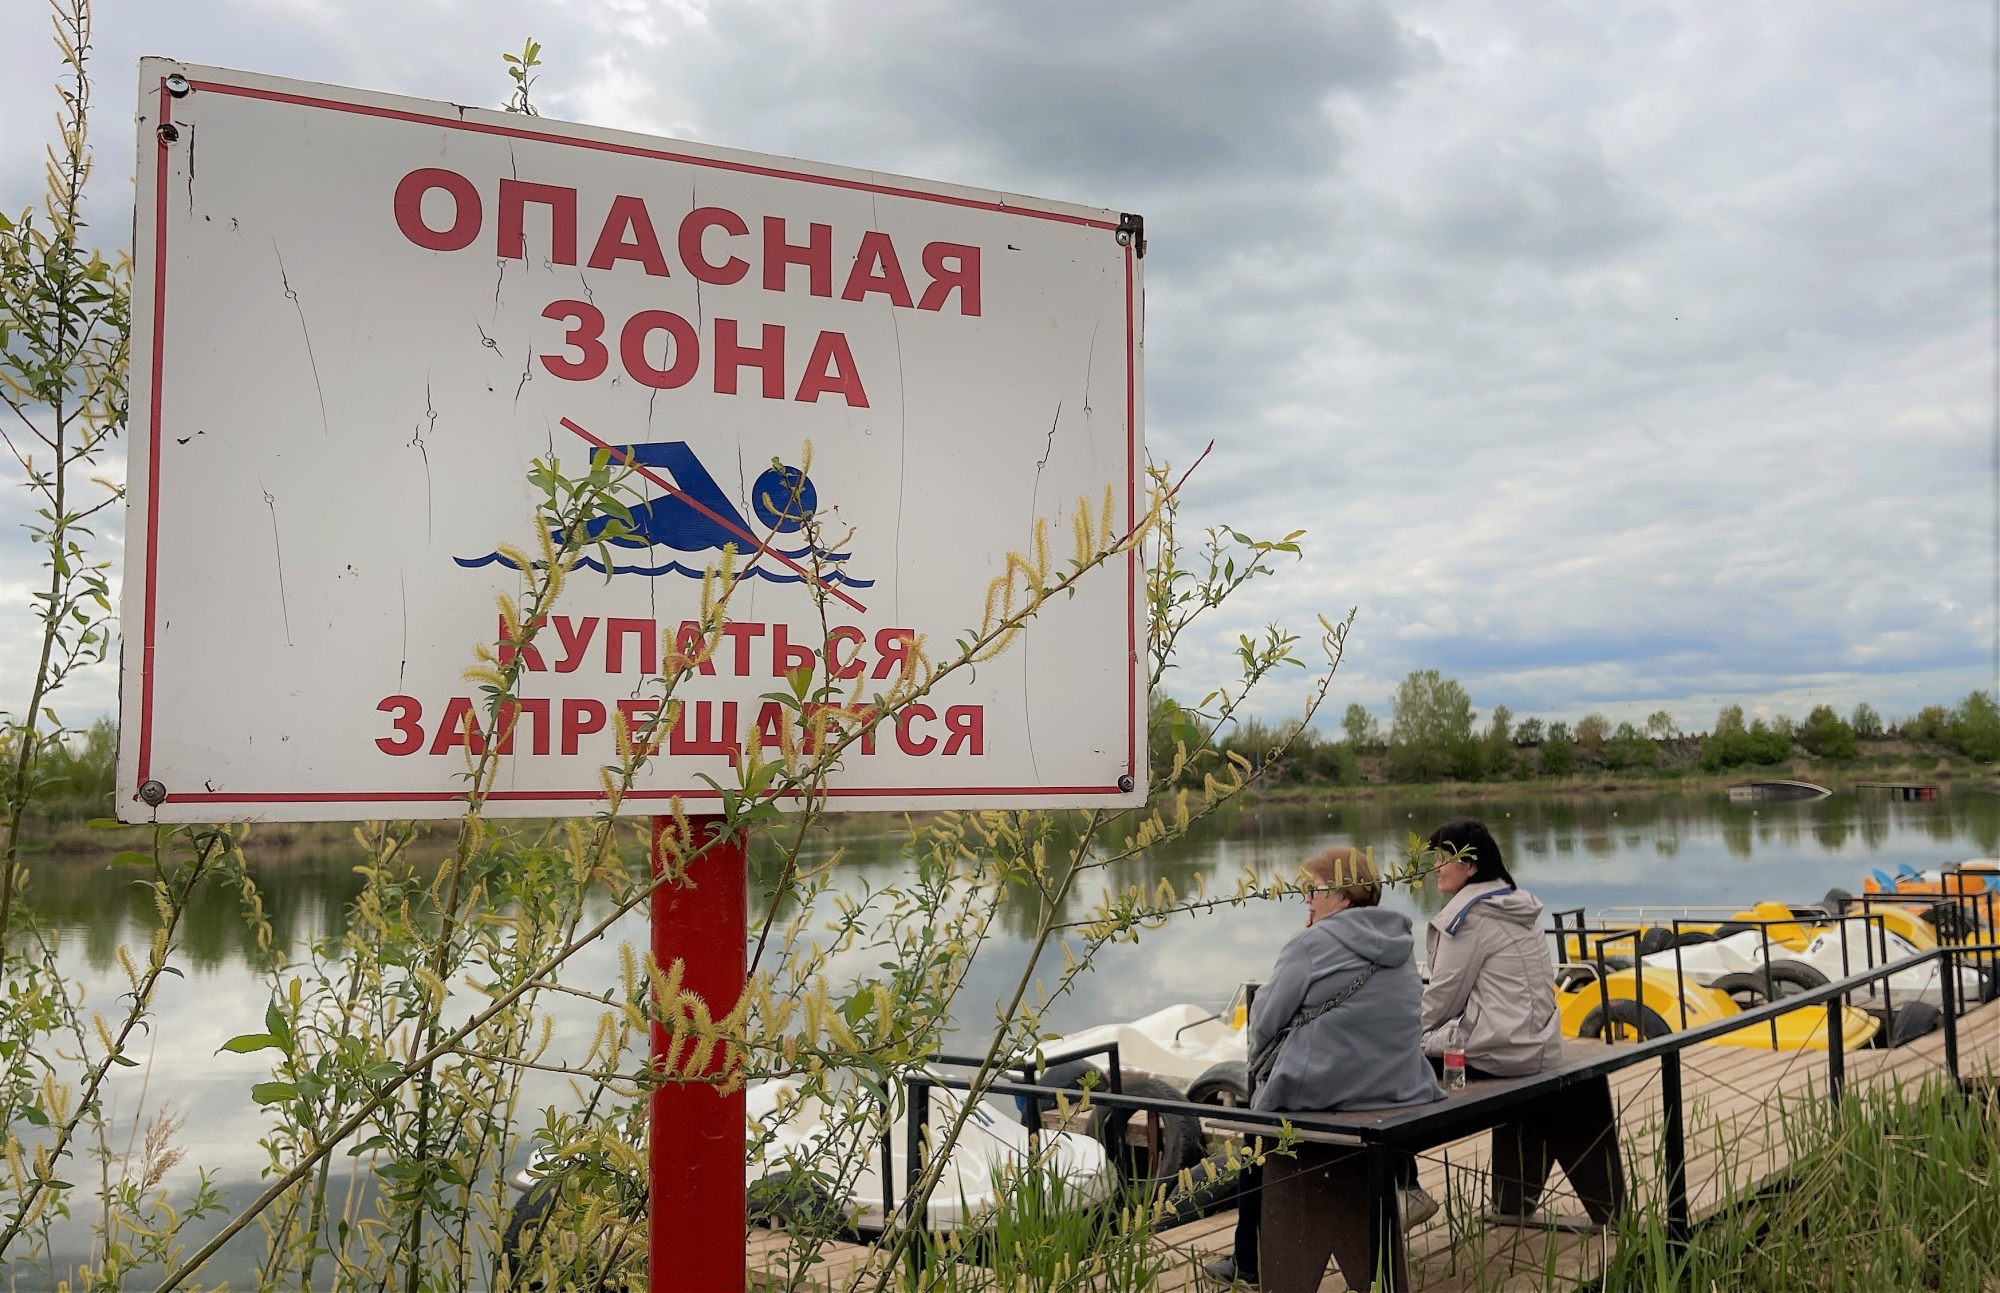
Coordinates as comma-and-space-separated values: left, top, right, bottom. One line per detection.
1426, 818, 1514, 887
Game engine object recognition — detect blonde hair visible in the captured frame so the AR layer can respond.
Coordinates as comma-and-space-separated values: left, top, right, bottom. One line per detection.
1302, 846, 1381, 908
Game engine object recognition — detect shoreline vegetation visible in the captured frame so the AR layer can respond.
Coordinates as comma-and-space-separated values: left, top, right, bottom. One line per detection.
18, 682, 2000, 854
1166, 671, 2000, 805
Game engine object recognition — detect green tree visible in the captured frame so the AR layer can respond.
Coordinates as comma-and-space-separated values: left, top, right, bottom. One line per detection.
1851, 702, 1882, 737
1715, 704, 1746, 736
1800, 704, 1858, 760
1540, 732, 1574, 776
1702, 718, 1792, 770
1905, 705, 1953, 741
1547, 719, 1571, 743
1576, 713, 1610, 760
1748, 720, 1792, 764
1232, 718, 1357, 786
1514, 716, 1545, 745
1480, 705, 1515, 777
1604, 721, 1659, 771
1340, 701, 1381, 750
1952, 691, 2000, 762
1387, 669, 1474, 781
36, 714, 115, 810
1646, 710, 1676, 739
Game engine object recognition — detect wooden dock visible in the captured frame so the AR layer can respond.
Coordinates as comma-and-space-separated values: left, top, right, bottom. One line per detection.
749, 995, 2000, 1292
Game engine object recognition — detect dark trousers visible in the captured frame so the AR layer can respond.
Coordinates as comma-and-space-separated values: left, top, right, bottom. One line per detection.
1486, 1074, 1626, 1222
1426, 1057, 1625, 1222
1231, 1144, 1411, 1293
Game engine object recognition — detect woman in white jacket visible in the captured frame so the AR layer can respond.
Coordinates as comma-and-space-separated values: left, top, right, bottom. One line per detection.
1420, 819, 1562, 1077
1420, 819, 1625, 1227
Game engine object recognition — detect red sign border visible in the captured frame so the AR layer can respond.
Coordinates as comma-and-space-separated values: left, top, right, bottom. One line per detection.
130, 71, 1142, 811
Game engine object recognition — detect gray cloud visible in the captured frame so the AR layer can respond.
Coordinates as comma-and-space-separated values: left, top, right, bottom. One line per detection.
0, 0, 1990, 736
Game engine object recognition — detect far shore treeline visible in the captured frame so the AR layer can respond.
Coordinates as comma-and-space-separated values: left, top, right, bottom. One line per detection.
1155, 670, 2000, 790
17, 677, 2000, 830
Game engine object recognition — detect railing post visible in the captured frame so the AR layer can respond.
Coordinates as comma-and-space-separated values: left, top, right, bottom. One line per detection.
1825, 997, 1844, 1105
904, 1074, 930, 1273
1660, 1049, 1689, 1248
1595, 937, 1614, 1046
1940, 946, 1960, 1090
1365, 1143, 1396, 1293
879, 1116, 896, 1225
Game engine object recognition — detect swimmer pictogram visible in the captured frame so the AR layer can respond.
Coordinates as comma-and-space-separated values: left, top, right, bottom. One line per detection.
456, 418, 872, 608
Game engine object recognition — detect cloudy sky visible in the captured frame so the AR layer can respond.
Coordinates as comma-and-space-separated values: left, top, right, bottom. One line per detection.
0, 0, 1990, 737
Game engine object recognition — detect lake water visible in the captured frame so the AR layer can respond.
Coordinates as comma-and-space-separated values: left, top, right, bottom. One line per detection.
12, 785, 2000, 1284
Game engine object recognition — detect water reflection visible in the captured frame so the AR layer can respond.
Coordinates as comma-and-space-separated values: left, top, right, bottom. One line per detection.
25, 789, 2000, 978
13, 786, 2000, 1286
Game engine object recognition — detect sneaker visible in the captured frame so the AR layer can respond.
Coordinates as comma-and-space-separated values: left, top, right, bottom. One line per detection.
1400, 1185, 1440, 1228
1201, 1255, 1258, 1287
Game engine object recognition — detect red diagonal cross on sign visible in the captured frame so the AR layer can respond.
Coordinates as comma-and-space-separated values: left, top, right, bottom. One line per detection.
559, 417, 869, 616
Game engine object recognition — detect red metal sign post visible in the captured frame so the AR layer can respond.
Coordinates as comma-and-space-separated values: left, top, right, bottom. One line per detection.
650, 815, 748, 1293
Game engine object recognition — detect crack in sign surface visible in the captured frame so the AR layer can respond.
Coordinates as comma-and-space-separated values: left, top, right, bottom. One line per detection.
271, 241, 329, 438
261, 481, 293, 647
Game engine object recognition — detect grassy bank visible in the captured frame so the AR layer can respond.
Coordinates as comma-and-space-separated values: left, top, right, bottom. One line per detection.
1598, 1076, 2000, 1291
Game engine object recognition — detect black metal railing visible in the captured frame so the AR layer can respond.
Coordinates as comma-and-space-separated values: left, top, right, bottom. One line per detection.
893, 938, 1996, 1282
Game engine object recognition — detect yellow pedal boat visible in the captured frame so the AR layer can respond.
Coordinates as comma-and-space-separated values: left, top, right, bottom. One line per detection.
1554, 963, 1881, 1052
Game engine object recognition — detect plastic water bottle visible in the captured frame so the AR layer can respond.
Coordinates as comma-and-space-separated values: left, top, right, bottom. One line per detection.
1442, 1023, 1467, 1091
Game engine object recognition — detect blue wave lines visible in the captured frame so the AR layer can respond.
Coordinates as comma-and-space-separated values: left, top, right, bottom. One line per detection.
454, 551, 875, 588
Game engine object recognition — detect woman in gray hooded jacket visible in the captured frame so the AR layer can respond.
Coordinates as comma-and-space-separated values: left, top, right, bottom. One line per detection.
1206, 846, 1441, 1291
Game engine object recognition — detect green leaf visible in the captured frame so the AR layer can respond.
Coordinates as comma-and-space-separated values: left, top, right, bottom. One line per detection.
109, 850, 152, 868
108, 1052, 138, 1067
250, 1081, 297, 1105
219, 1033, 279, 1054
266, 1001, 293, 1050
86, 817, 126, 830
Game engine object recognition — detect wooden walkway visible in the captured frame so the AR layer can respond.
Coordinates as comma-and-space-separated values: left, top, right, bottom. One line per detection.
749, 994, 2000, 1292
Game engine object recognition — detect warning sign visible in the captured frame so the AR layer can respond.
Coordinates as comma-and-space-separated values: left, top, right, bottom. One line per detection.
118, 61, 1145, 821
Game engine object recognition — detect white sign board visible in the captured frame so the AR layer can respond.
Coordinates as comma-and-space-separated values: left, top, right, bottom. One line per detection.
118, 60, 1145, 822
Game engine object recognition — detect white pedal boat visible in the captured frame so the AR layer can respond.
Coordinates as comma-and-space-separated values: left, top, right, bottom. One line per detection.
1048, 986, 1253, 1090
745, 1076, 1116, 1232
1634, 927, 1984, 1010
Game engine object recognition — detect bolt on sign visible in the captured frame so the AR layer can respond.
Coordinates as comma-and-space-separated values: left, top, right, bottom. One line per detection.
117, 61, 1146, 822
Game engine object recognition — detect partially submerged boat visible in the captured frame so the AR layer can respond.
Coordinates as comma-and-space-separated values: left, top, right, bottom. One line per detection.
1728, 780, 1831, 803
